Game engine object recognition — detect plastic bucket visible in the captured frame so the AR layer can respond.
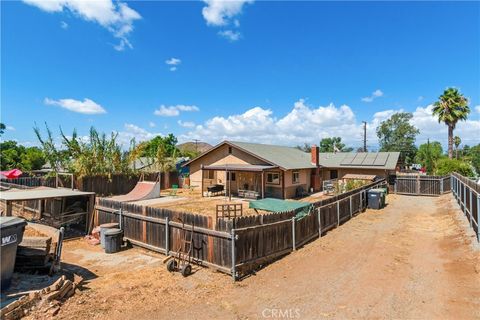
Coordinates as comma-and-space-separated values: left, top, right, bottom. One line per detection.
104, 228, 123, 254
100, 223, 119, 248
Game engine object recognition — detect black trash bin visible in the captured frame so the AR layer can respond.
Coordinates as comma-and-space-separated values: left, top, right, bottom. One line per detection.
1, 217, 27, 289
104, 228, 123, 254
100, 223, 119, 249
367, 189, 383, 210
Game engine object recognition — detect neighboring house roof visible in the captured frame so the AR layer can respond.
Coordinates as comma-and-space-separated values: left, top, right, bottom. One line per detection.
130, 157, 190, 171
183, 140, 400, 171
318, 152, 400, 170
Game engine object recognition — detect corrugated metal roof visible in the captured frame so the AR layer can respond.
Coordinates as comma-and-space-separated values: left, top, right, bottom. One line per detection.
228, 141, 316, 170
0, 188, 95, 201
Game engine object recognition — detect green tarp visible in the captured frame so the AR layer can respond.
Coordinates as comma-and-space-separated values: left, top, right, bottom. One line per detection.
249, 198, 313, 219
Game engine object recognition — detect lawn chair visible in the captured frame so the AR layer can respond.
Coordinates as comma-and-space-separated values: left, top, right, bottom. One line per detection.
169, 184, 178, 196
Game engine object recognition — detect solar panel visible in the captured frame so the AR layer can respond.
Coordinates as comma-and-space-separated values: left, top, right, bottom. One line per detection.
362, 153, 378, 166
373, 153, 389, 166
340, 153, 356, 165
350, 153, 367, 165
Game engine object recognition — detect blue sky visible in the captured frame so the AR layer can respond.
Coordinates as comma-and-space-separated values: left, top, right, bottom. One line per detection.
2, 1, 479, 150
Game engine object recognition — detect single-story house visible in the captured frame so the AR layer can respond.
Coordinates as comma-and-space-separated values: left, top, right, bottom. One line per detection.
182, 141, 400, 199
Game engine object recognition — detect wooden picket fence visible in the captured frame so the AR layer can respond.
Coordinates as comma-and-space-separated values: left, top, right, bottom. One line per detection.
451, 173, 479, 242
94, 179, 387, 280
394, 175, 451, 196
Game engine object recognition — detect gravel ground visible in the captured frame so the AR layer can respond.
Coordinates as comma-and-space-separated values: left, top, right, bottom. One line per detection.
27, 193, 480, 319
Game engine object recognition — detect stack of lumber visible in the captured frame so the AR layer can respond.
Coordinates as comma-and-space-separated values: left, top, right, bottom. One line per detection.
0, 274, 83, 320
15, 236, 53, 270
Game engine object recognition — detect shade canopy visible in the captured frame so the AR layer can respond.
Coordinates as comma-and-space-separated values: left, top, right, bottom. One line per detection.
0, 169, 23, 179
249, 198, 312, 219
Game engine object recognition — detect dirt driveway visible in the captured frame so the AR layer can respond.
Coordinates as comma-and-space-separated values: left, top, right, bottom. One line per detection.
28, 194, 480, 319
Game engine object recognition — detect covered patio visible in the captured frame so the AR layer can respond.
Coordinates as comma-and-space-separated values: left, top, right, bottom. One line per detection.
200, 164, 282, 199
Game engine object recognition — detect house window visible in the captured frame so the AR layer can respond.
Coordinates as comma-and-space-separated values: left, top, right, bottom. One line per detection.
330, 170, 338, 180
228, 146, 232, 154
205, 170, 215, 179
227, 172, 236, 181
292, 171, 300, 184
266, 172, 280, 185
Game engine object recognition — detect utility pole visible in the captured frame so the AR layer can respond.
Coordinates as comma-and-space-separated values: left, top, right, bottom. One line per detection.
193, 139, 199, 153
362, 121, 367, 152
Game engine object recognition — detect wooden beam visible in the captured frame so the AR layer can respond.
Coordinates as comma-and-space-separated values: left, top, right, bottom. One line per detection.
201, 165, 204, 197
282, 170, 286, 199
261, 171, 265, 199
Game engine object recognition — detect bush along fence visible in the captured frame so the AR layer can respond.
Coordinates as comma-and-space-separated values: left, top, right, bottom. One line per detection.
451, 173, 479, 242
394, 175, 451, 196
94, 179, 387, 280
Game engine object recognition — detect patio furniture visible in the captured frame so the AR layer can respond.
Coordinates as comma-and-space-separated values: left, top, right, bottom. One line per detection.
169, 184, 178, 196
207, 184, 224, 196
238, 189, 260, 200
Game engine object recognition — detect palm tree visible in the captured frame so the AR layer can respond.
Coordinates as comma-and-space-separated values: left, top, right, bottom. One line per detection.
454, 136, 461, 159
432, 88, 470, 159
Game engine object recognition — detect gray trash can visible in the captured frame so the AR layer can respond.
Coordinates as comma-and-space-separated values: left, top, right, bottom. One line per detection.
367, 189, 383, 210
104, 228, 123, 254
100, 223, 119, 248
1, 217, 27, 289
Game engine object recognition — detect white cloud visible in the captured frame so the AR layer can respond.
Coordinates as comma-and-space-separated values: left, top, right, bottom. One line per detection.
6, 126, 15, 131
361, 89, 384, 102
23, 0, 141, 51
202, 0, 253, 26
44, 97, 106, 114
218, 30, 241, 41
417, 96, 424, 102
165, 58, 181, 71
148, 121, 156, 128
116, 123, 161, 145
177, 120, 196, 128
60, 21, 68, 29
165, 58, 181, 65
179, 99, 480, 149
153, 104, 199, 117
475, 105, 480, 114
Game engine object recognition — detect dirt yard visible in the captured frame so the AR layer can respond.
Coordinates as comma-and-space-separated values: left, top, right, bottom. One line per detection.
27, 194, 480, 319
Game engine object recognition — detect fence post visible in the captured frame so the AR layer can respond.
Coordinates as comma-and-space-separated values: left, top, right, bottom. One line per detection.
231, 228, 236, 281
165, 216, 169, 256
469, 188, 473, 228
317, 207, 322, 238
119, 208, 123, 230
477, 195, 480, 242
440, 178, 444, 194
292, 217, 296, 251
337, 201, 340, 226
360, 191, 363, 211
463, 182, 467, 216
394, 182, 397, 194
349, 196, 353, 218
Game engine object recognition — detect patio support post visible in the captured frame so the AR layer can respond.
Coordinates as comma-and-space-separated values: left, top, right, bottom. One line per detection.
282, 171, 286, 199
200, 165, 204, 197
6, 200, 12, 216
261, 171, 265, 199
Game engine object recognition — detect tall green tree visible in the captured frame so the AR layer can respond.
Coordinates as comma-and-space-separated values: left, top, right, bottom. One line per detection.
319, 137, 353, 152
454, 136, 461, 159
415, 141, 443, 174
0, 123, 6, 136
432, 88, 470, 159
0, 140, 45, 171
376, 112, 419, 165
34, 122, 66, 173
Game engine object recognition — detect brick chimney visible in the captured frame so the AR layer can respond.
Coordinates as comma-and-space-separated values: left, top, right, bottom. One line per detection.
311, 145, 319, 167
